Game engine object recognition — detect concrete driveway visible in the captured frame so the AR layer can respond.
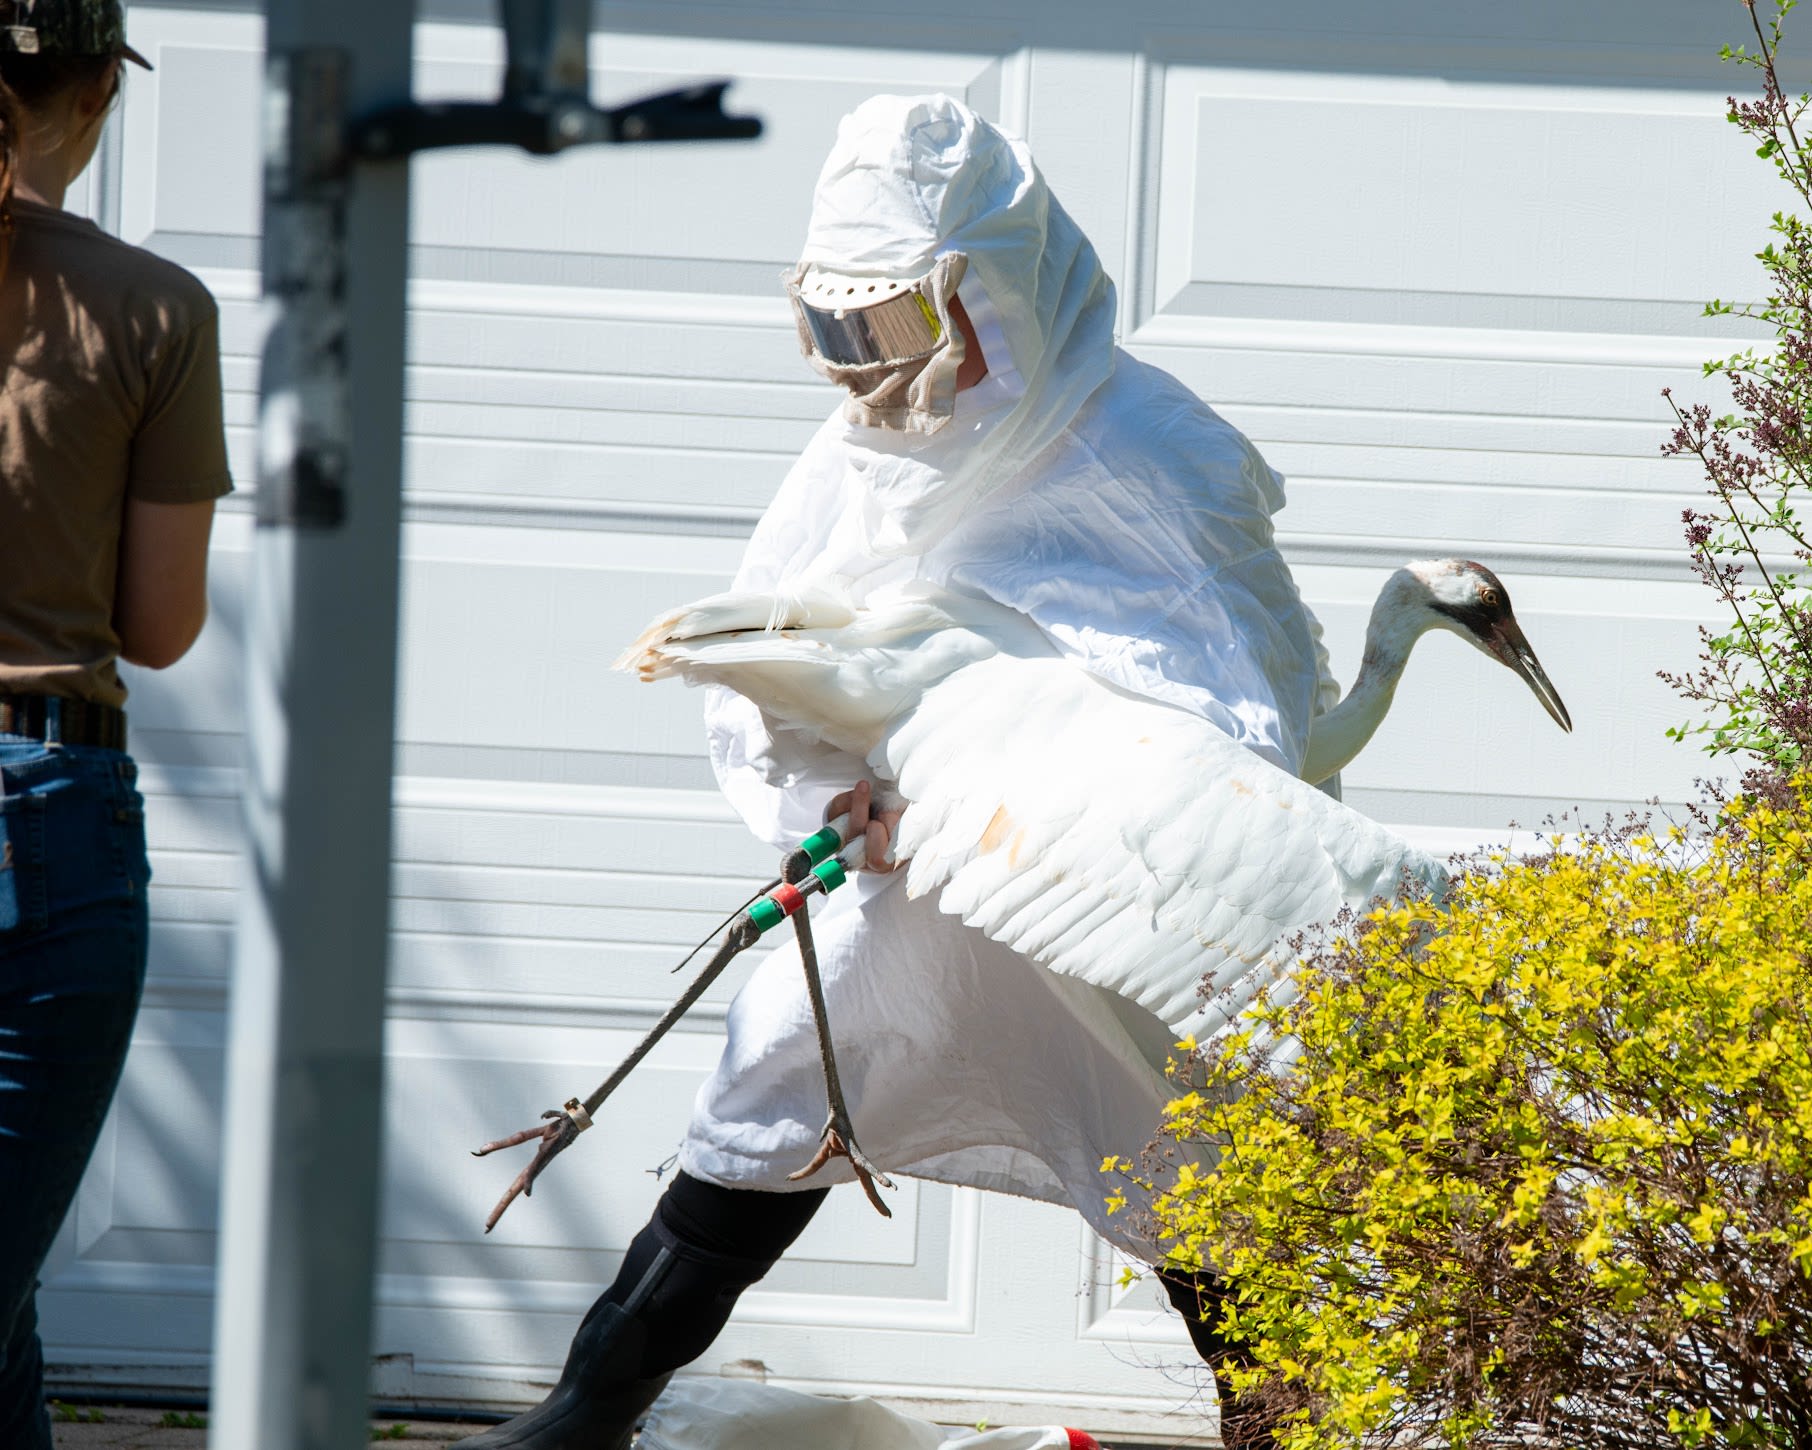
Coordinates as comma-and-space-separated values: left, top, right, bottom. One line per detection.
47, 1404, 481, 1447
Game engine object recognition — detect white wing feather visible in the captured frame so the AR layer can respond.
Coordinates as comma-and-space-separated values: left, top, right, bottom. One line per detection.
876, 654, 1446, 1039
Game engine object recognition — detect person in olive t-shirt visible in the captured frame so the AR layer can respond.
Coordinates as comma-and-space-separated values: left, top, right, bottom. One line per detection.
0, 6, 232, 1447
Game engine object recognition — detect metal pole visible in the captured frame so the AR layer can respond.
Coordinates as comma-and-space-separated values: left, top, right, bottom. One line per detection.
209, 3, 412, 1446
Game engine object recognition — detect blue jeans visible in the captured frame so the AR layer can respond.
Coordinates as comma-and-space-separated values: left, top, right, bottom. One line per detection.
0, 739, 149, 1450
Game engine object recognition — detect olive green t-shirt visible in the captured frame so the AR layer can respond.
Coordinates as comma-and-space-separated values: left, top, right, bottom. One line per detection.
0, 197, 233, 707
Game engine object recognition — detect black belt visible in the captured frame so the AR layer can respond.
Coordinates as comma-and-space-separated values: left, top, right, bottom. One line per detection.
0, 693, 128, 751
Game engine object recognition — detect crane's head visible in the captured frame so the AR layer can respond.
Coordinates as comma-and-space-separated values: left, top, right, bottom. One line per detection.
1399, 560, 1572, 733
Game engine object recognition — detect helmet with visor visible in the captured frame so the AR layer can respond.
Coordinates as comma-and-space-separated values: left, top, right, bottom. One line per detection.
784, 250, 970, 433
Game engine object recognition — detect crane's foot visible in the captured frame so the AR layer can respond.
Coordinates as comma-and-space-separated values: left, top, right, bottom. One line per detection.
788, 1112, 894, 1217
472, 1099, 591, 1232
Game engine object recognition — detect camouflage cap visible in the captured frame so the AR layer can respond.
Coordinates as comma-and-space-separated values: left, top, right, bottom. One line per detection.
0, 0, 151, 70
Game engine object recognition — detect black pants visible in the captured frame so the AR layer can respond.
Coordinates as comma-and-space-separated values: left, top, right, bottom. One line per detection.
1159, 1270, 1270, 1448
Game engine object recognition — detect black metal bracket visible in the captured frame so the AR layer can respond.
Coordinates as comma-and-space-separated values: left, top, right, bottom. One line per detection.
355, 0, 757, 159
354, 80, 761, 160
255, 0, 762, 530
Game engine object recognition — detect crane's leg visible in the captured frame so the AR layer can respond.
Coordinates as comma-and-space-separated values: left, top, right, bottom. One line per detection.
472, 916, 762, 1232
452, 1174, 825, 1450
779, 854, 894, 1216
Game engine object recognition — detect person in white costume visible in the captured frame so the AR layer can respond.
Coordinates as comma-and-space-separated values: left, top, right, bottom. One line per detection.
458, 93, 1324, 1450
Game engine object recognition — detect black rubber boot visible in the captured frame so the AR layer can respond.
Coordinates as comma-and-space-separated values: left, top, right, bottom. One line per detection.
454, 1174, 827, 1450
453, 1290, 672, 1450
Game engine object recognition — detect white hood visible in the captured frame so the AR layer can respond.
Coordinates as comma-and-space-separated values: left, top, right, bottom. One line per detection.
796, 94, 1116, 556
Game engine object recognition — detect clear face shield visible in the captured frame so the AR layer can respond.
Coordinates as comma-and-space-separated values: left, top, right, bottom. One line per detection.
785, 252, 969, 433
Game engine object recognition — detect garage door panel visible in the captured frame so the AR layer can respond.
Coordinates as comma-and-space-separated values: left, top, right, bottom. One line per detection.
40, 1009, 229, 1322
1268, 439, 1687, 496
401, 297, 799, 381
1133, 329, 1714, 422
1148, 67, 1782, 330
405, 399, 810, 456
404, 438, 791, 517
394, 550, 735, 758
98, 1040, 227, 1238
1131, 332, 1717, 574
385, 791, 765, 876
396, 299, 816, 516
1233, 400, 1665, 457
115, 11, 264, 254
1023, 49, 1138, 293
1281, 477, 1685, 556
39, 1269, 215, 1374
385, 935, 773, 1016
146, 921, 234, 995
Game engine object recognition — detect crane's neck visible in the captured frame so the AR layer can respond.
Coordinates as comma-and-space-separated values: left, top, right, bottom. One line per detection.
1300, 583, 1429, 785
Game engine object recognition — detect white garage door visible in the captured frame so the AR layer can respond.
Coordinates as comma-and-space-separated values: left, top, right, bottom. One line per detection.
39, 2, 1763, 1440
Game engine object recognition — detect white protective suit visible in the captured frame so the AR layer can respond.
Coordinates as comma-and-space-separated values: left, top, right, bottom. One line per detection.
677, 95, 1328, 1254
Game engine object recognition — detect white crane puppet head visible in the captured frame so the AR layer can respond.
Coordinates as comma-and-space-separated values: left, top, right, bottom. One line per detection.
1301, 559, 1571, 786
618, 561, 1570, 1042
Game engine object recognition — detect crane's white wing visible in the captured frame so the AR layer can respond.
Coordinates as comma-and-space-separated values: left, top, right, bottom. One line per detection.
619, 581, 1446, 1041
875, 653, 1446, 1040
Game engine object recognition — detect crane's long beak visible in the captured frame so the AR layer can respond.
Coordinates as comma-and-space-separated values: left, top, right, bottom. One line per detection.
1486, 619, 1572, 733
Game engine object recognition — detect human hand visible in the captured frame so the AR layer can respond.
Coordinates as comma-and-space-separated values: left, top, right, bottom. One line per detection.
825, 781, 904, 874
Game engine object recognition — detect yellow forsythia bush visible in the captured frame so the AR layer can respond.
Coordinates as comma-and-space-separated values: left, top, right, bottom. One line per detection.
1142, 780, 1812, 1449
